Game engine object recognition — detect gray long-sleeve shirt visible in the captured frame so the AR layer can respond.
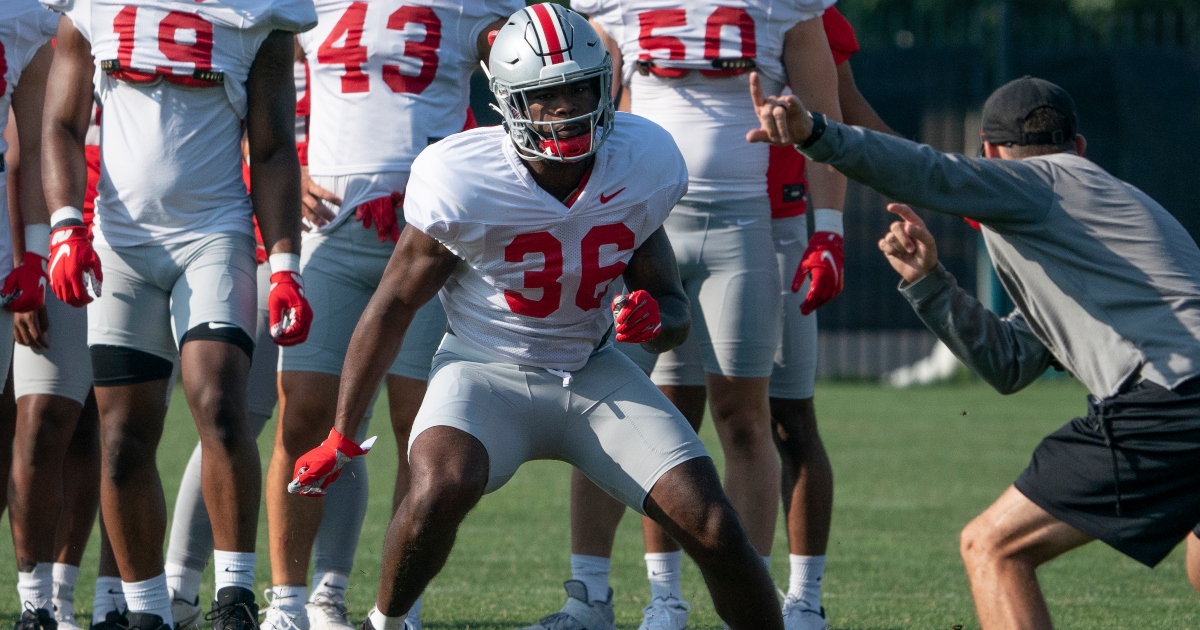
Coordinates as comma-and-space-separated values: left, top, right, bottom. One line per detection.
801, 121, 1200, 399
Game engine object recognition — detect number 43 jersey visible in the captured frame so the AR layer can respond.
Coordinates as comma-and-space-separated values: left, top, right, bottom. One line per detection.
298, 0, 523, 177
45, 0, 316, 248
404, 112, 688, 372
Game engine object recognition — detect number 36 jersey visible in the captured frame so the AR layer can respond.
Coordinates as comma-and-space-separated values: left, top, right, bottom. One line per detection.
572, 0, 832, 205
44, 0, 316, 248
298, 0, 522, 178
404, 113, 688, 372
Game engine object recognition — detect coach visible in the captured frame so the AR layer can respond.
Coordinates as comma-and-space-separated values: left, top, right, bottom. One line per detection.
748, 74, 1200, 628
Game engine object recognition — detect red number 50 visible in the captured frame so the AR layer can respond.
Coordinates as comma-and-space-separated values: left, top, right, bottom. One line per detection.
504, 224, 636, 318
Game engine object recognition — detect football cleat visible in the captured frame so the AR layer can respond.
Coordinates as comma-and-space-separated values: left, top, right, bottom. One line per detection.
14, 606, 57, 630
124, 613, 169, 630
87, 610, 127, 630
170, 593, 202, 630
518, 581, 613, 630
304, 593, 350, 630
205, 587, 260, 630
261, 589, 307, 630
52, 601, 82, 630
782, 596, 828, 630
637, 596, 689, 630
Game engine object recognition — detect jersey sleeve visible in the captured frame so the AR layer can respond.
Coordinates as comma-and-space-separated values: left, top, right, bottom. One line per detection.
822, 7, 858, 66
403, 146, 463, 246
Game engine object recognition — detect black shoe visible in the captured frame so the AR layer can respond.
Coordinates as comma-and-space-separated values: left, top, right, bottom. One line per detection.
88, 610, 128, 630
122, 614, 168, 630
205, 588, 259, 630
14, 607, 57, 630
360, 621, 374, 630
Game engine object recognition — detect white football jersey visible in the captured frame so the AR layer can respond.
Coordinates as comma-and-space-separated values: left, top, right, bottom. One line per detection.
404, 112, 688, 371
48, 0, 316, 248
0, 0, 58, 279
572, 0, 832, 204
299, 0, 522, 182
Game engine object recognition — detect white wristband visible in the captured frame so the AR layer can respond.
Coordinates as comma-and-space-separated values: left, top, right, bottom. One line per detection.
269, 253, 301, 275
51, 206, 85, 227
813, 208, 844, 237
25, 224, 51, 258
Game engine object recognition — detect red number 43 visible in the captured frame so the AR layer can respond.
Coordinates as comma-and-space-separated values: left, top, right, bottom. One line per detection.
504, 224, 636, 318
317, 2, 441, 95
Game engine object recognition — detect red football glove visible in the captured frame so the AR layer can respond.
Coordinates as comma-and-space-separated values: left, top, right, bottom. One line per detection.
288, 428, 376, 497
355, 192, 403, 243
2, 253, 49, 313
269, 269, 313, 346
49, 224, 103, 307
793, 231, 845, 315
613, 289, 662, 343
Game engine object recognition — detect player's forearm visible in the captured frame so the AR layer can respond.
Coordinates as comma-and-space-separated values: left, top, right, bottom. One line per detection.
41, 22, 94, 215
784, 16, 845, 213
644, 292, 689, 354
249, 153, 302, 256
247, 31, 302, 256
13, 44, 53, 234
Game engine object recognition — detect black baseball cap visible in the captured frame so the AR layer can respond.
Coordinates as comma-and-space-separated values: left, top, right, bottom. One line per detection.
981, 76, 1078, 146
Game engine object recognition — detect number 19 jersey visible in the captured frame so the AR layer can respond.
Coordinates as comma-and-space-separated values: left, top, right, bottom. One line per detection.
404, 113, 688, 372
47, 0, 316, 248
298, 0, 522, 178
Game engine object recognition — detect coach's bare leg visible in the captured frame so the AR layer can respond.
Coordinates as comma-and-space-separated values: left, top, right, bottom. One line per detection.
375, 426, 489, 616
268, 370, 341, 585
56, 392, 102, 566
771, 397, 833, 555
95, 379, 172, 580
181, 340, 258, 553
1186, 533, 1200, 594
386, 374, 426, 512
644, 458, 783, 630
641, 386, 707, 554
960, 486, 1094, 630
10, 394, 85, 570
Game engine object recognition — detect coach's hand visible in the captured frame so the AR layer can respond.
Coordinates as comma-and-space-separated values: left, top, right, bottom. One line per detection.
289, 428, 376, 496
746, 72, 814, 146
49, 223, 103, 307
268, 254, 313, 346
613, 289, 662, 344
879, 204, 938, 284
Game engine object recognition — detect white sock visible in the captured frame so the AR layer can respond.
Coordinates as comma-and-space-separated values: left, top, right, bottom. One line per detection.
569, 554, 611, 603
787, 554, 826, 611
269, 585, 306, 614
213, 551, 255, 593
92, 577, 126, 624
404, 598, 422, 622
18, 563, 54, 611
165, 562, 203, 604
368, 606, 407, 630
645, 551, 683, 602
52, 564, 80, 620
309, 571, 348, 603
123, 573, 174, 624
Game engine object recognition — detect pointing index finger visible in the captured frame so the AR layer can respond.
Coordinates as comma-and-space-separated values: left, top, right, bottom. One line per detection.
749, 71, 766, 108
886, 203, 926, 229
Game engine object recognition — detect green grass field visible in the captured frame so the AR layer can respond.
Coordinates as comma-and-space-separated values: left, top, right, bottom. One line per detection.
2, 379, 1197, 629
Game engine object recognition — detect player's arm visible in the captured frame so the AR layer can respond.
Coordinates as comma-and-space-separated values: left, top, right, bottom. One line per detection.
42, 16, 102, 308
837, 61, 897, 136
784, 15, 844, 215
619, 226, 689, 354
289, 225, 459, 496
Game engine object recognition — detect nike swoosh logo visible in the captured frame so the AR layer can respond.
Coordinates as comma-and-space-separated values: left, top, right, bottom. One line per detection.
599, 188, 626, 204
208, 322, 239, 330
735, 218, 755, 227
50, 246, 71, 276
222, 568, 251, 573
820, 249, 839, 286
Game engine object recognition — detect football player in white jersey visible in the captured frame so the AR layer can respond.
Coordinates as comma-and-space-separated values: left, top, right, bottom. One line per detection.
263, 2, 520, 629
40, 0, 317, 628
287, 5, 785, 629
533, 1, 846, 628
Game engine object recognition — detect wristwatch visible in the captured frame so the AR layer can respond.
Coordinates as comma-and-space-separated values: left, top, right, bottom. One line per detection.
799, 112, 827, 150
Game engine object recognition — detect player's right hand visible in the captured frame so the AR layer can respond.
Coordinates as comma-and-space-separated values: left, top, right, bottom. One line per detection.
2, 252, 49, 313
49, 225, 103, 307
13, 307, 49, 350
268, 270, 313, 346
289, 428, 376, 496
300, 166, 339, 230
613, 289, 662, 343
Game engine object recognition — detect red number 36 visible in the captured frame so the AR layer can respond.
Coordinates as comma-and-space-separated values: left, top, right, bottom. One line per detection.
504, 224, 636, 318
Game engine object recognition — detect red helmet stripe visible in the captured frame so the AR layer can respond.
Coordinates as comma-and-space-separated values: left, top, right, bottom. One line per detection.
528, 4, 569, 65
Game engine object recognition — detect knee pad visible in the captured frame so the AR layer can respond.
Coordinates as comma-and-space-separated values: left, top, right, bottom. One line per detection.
180, 322, 254, 359
91, 345, 175, 387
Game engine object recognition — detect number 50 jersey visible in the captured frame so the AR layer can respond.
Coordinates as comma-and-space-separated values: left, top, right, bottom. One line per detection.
45, 0, 316, 248
404, 113, 688, 372
298, 0, 523, 177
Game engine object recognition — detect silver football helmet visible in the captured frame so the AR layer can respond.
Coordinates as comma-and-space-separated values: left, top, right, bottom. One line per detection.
484, 3, 614, 162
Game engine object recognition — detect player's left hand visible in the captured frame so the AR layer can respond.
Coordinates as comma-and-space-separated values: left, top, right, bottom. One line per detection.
2, 252, 49, 313
289, 428, 376, 497
794, 231, 845, 315
746, 72, 814, 146
355, 192, 403, 243
300, 166, 339, 230
613, 289, 662, 343
269, 270, 313, 346
13, 307, 49, 350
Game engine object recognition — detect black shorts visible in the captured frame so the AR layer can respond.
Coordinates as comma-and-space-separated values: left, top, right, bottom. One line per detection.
1014, 378, 1200, 567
